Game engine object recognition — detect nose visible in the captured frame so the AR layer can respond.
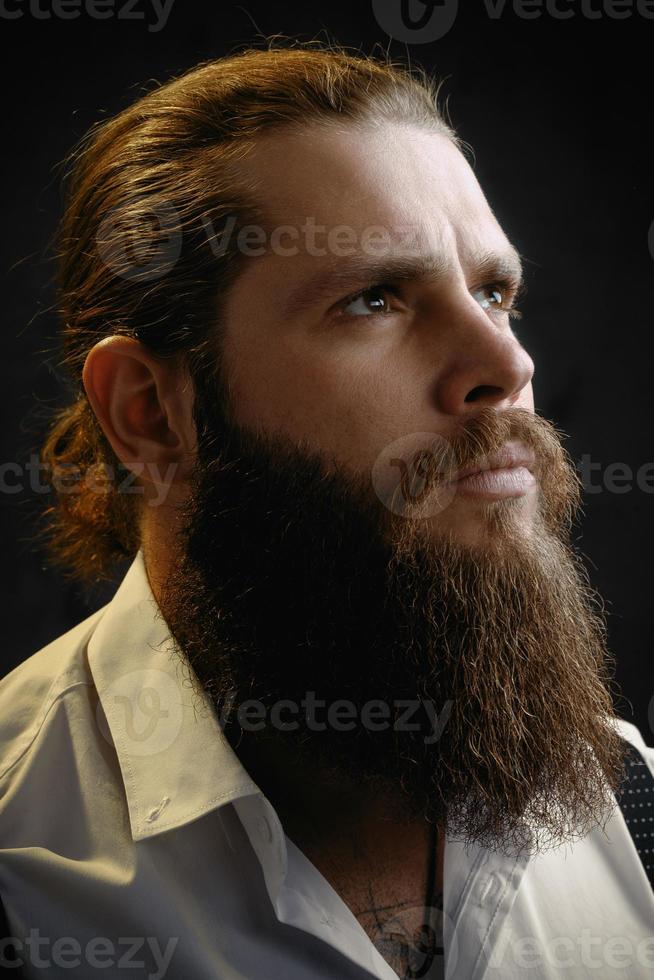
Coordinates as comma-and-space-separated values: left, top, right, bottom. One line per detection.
434, 316, 535, 416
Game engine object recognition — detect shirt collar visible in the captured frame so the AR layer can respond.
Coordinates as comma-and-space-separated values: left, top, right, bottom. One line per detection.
87, 548, 262, 843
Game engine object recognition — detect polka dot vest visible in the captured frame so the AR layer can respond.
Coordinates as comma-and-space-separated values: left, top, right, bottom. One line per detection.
615, 739, 654, 890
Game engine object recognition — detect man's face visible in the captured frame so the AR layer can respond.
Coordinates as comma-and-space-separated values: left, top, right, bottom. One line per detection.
220, 122, 536, 544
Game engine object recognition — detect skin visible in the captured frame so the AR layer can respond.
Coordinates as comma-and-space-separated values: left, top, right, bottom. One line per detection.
82, 121, 537, 960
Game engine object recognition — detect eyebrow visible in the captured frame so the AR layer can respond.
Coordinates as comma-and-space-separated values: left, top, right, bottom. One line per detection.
281, 247, 525, 320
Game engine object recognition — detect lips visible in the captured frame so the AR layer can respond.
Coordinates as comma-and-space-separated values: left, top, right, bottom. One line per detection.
450, 440, 536, 484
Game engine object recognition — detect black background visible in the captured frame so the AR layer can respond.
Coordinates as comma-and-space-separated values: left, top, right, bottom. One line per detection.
2, 0, 653, 736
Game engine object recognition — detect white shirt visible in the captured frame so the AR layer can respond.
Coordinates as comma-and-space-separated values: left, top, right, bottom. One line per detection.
1, 549, 653, 979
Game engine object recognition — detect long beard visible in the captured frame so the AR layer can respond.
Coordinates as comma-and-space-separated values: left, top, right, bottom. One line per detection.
158, 394, 626, 854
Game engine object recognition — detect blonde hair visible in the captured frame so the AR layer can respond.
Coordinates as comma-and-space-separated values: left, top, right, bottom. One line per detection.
41, 39, 457, 582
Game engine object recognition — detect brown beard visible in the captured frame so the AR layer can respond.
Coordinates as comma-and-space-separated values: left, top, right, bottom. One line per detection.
157, 385, 627, 854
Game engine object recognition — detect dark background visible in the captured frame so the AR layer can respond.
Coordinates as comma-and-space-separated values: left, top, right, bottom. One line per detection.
2, 1, 653, 734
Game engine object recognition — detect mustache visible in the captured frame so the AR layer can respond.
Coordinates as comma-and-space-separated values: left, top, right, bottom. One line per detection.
385, 407, 581, 529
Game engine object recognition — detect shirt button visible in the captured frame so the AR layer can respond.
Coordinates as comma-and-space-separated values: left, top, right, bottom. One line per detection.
476, 871, 500, 906
257, 815, 273, 843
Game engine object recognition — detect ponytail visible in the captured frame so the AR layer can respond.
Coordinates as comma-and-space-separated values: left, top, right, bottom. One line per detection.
39, 396, 140, 580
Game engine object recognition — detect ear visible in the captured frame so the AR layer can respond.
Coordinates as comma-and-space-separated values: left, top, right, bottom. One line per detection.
82, 336, 197, 493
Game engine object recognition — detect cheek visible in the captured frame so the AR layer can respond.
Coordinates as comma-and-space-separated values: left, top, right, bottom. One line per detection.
226, 336, 415, 467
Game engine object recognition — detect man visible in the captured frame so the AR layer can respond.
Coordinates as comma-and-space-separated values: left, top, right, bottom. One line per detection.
1, 42, 653, 980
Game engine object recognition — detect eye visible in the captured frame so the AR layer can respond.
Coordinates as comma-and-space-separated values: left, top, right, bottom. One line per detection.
339, 284, 399, 319
474, 285, 504, 309
471, 283, 522, 319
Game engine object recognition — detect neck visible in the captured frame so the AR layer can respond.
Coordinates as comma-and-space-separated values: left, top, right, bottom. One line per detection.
229, 730, 445, 920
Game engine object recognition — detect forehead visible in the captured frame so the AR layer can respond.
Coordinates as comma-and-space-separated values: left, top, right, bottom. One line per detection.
240, 121, 511, 261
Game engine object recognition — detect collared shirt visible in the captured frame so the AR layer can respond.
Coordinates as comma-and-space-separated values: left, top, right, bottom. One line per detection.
1, 549, 653, 979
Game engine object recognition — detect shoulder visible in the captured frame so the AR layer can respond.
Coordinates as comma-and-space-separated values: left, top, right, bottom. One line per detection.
611, 715, 654, 770
0, 605, 109, 787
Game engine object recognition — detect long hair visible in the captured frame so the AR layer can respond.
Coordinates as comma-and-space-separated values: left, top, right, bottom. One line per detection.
40, 39, 458, 582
